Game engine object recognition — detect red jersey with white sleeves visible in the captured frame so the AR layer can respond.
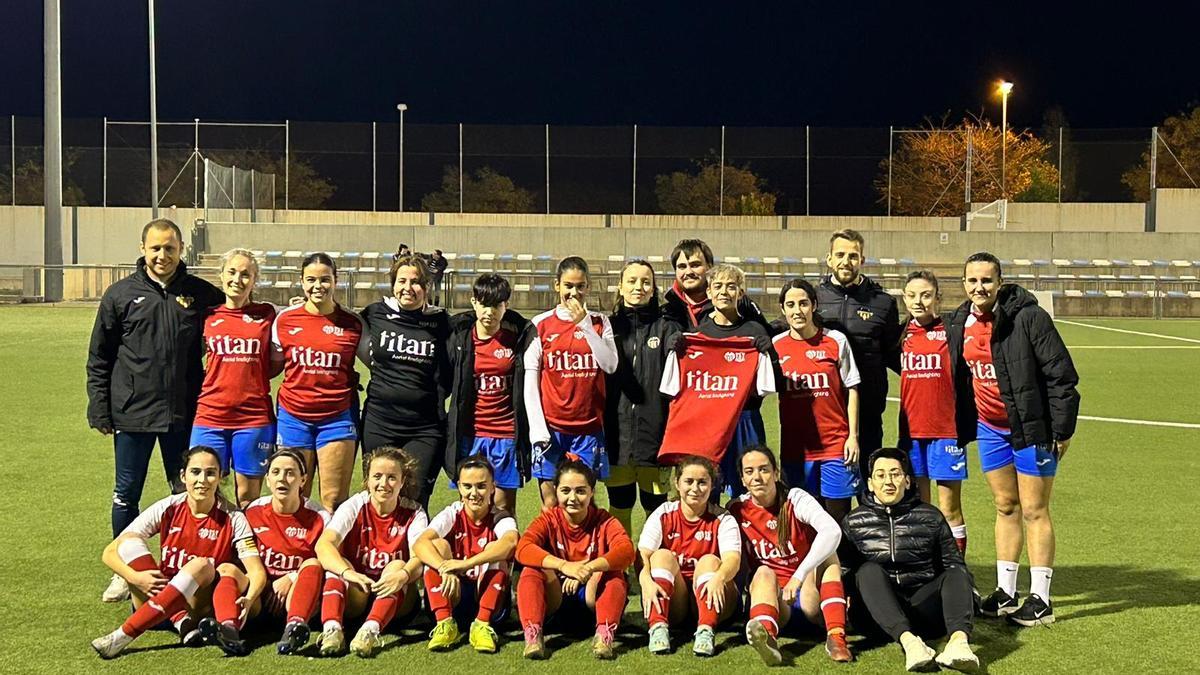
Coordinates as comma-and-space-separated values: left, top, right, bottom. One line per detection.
523, 308, 618, 439
515, 505, 635, 570
657, 334, 776, 465
473, 327, 519, 438
121, 493, 258, 578
327, 491, 429, 581
900, 317, 957, 439
963, 310, 1009, 430
272, 303, 364, 422
427, 501, 518, 578
637, 501, 740, 580
773, 329, 860, 462
194, 302, 276, 428
244, 496, 329, 579
728, 487, 841, 584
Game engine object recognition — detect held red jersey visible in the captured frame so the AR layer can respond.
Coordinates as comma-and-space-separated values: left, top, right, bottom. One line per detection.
658, 334, 775, 465
122, 493, 258, 578
194, 302, 277, 428
243, 496, 329, 579
473, 327, 518, 438
637, 501, 740, 580
272, 304, 363, 422
327, 491, 428, 581
524, 308, 614, 435
963, 310, 1009, 430
727, 488, 826, 580
427, 501, 518, 579
900, 317, 957, 439
773, 329, 860, 462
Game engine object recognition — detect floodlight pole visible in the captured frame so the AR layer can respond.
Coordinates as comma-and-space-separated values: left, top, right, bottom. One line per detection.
396, 103, 407, 212
193, 118, 199, 209
1000, 83, 1011, 199
44, 0, 64, 301
719, 125, 725, 216
148, 0, 159, 217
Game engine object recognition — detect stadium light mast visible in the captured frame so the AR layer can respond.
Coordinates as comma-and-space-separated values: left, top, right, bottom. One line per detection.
43, 0, 64, 301
397, 103, 408, 212
148, 0, 160, 218
998, 80, 1013, 198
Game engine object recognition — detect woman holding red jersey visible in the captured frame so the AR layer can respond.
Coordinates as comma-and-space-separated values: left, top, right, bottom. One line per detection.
899, 271, 968, 553
638, 456, 741, 657
524, 257, 619, 508
91, 446, 266, 659
772, 279, 861, 523
241, 450, 330, 655
272, 253, 366, 512
315, 446, 428, 658
190, 248, 281, 506
515, 460, 634, 660
415, 457, 519, 654
729, 446, 852, 666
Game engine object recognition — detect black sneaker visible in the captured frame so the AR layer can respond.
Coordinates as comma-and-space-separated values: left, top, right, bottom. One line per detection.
1008, 594, 1055, 627
177, 615, 205, 647
278, 621, 311, 655
199, 617, 250, 656
980, 588, 1020, 617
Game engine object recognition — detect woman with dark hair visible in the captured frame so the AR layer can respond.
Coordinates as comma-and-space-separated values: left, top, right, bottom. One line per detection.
524, 257, 619, 508
272, 252, 367, 512
515, 460, 634, 660
446, 273, 533, 514
91, 446, 266, 659
772, 278, 861, 523
605, 259, 679, 537
728, 445, 851, 666
359, 254, 453, 508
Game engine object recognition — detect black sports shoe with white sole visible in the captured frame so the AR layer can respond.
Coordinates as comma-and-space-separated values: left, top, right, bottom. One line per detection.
980, 588, 1020, 617
278, 621, 311, 655
1007, 594, 1055, 627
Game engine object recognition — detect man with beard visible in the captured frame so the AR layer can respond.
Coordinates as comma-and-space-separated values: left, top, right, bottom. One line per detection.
662, 239, 770, 331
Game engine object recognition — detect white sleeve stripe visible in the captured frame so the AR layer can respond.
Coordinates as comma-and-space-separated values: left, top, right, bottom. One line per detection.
659, 352, 681, 397
406, 509, 430, 550
493, 516, 518, 538
637, 506, 666, 551
716, 513, 741, 555
327, 492, 368, 541
121, 494, 186, 540
428, 502, 460, 539
830, 330, 861, 388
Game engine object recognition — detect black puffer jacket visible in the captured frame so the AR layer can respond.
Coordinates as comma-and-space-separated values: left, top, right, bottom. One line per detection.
444, 309, 534, 479
946, 284, 1080, 449
605, 298, 680, 467
815, 274, 902, 412
663, 283, 772, 333
839, 490, 970, 594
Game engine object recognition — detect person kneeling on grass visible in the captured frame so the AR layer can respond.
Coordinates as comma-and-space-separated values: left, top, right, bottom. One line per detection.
638, 455, 741, 657
414, 457, 519, 654
515, 459, 635, 660
314, 446, 428, 658
839, 448, 980, 672
91, 446, 266, 659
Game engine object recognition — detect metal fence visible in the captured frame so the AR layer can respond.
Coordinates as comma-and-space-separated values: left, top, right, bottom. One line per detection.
0, 115, 1175, 215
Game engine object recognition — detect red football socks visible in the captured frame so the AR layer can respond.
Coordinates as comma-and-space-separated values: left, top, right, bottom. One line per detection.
286, 565, 323, 625
819, 579, 847, 633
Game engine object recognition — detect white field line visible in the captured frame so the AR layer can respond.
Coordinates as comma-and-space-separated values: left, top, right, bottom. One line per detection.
1057, 319, 1200, 344
884, 397, 1200, 429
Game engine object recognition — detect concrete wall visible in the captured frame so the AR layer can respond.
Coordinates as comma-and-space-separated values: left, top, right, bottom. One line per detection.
1153, 189, 1200, 233
968, 202, 1146, 232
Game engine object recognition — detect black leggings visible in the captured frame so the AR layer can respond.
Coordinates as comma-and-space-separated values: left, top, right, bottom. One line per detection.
361, 410, 445, 509
606, 481, 668, 514
853, 562, 974, 641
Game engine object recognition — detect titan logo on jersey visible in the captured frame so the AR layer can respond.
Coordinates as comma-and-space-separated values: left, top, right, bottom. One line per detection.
476, 373, 512, 394
207, 335, 263, 356
545, 349, 598, 372
685, 370, 739, 393
748, 537, 799, 562
289, 346, 342, 369
783, 370, 831, 395
901, 352, 943, 372
966, 359, 996, 381
358, 548, 397, 571
378, 330, 436, 358
260, 546, 305, 575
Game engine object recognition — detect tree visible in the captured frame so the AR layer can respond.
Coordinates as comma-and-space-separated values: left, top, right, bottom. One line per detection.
878, 114, 1060, 216
420, 166, 536, 213
653, 160, 776, 215
12, 149, 89, 205
1121, 105, 1200, 201
163, 148, 335, 210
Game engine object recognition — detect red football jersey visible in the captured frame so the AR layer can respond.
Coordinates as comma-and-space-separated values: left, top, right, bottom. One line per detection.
727, 488, 838, 583
516, 505, 631, 566
194, 302, 276, 428
637, 501, 740, 580
427, 501, 518, 579
524, 308, 615, 436
963, 310, 1009, 430
327, 491, 429, 581
900, 317, 957, 439
272, 304, 364, 422
658, 334, 775, 465
473, 327, 518, 438
244, 496, 329, 579
773, 329, 860, 462
123, 493, 257, 578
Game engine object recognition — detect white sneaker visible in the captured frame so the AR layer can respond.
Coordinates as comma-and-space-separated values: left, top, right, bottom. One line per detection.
101, 574, 130, 603
91, 629, 133, 659
745, 619, 782, 667
936, 637, 980, 672
901, 635, 937, 672
350, 625, 382, 658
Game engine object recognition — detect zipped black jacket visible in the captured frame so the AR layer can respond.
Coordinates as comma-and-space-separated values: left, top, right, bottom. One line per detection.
839, 490, 971, 594
946, 284, 1080, 449
663, 283, 772, 333
815, 274, 902, 411
86, 260, 223, 432
604, 298, 680, 467
444, 309, 534, 479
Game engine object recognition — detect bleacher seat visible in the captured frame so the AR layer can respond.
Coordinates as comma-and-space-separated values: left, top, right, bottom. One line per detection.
1104, 290, 1125, 298
1064, 290, 1083, 298
1052, 258, 1072, 267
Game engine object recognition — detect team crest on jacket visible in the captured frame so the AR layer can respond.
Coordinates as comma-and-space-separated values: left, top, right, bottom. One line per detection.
857, 308, 873, 320
647, 336, 660, 349
176, 295, 193, 308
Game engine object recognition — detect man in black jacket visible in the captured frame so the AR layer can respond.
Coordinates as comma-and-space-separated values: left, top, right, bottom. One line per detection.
947, 252, 1079, 627
662, 238, 770, 331
841, 448, 980, 672
86, 219, 223, 601
815, 229, 901, 480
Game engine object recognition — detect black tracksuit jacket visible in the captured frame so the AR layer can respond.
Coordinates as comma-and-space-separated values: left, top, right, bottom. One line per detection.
604, 298, 680, 467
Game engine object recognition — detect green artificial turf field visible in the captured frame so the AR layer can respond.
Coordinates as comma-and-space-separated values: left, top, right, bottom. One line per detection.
1, 306, 1197, 673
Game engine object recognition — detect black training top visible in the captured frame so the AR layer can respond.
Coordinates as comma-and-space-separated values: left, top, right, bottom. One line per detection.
360, 297, 452, 423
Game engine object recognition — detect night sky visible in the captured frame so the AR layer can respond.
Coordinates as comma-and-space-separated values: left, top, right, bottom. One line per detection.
4, 1, 1199, 128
